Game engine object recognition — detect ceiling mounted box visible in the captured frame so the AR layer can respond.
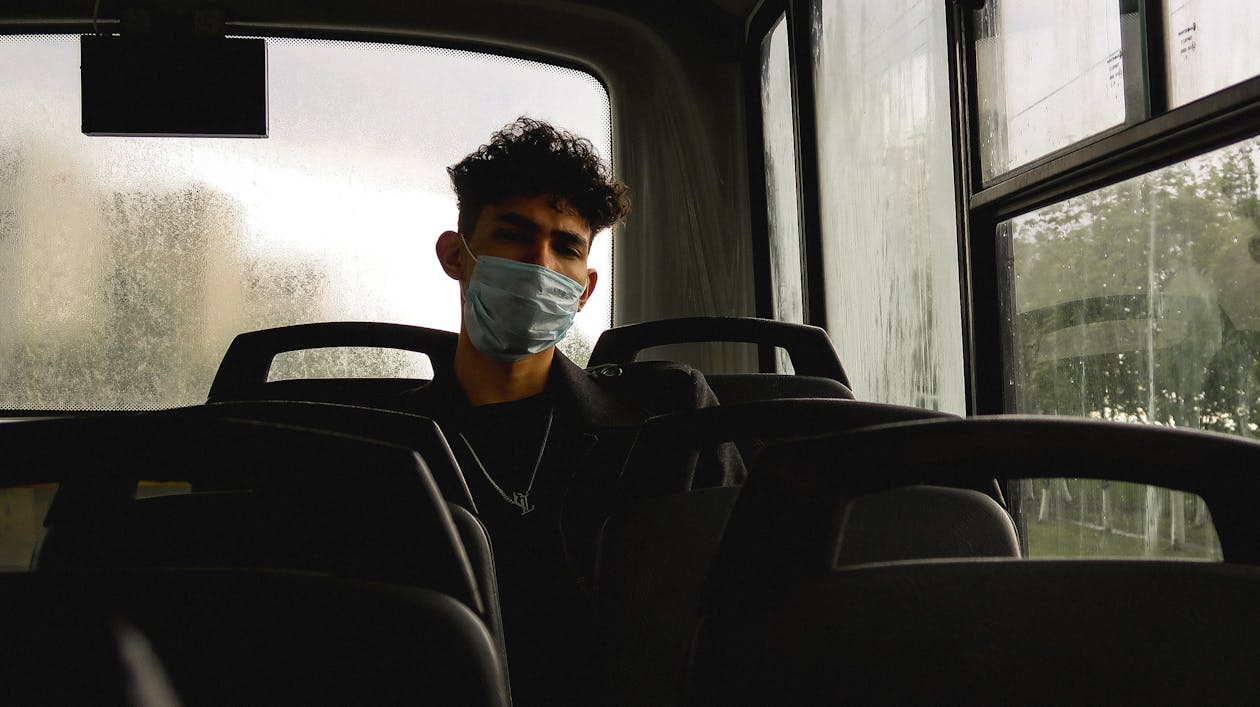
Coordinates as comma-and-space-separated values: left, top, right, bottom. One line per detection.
81, 34, 267, 137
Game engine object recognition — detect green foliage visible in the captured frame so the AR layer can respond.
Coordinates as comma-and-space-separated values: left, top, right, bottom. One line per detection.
1011, 141, 1260, 438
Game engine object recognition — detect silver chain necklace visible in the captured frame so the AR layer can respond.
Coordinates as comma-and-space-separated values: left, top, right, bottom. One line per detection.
458, 407, 554, 516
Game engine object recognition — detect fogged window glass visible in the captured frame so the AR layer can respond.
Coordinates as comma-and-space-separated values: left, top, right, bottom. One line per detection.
0, 485, 56, 572
761, 14, 804, 374
1165, 0, 1260, 108
1019, 479, 1222, 560
0, 36, 612, 409
1007, 136, 1260, 440
811, 0, 965, 412
269, 347, 433, 380
974, 0, 1129, 181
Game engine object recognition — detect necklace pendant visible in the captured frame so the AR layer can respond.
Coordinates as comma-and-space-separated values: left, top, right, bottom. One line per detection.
510, 491, 534, 516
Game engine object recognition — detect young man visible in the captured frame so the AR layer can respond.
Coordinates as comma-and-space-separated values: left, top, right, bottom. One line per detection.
404, 117, 741, 704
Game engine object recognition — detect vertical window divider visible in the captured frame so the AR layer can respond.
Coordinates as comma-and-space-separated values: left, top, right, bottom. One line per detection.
744, 2, 786, 372
1140, 0, 1169, 117
952, 0, 1006, 415
787, 0, 828, 331
1119, 0, 1148, 123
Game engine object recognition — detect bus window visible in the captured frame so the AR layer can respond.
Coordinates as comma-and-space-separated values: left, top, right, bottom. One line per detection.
1165, 0, 1260, 108
760, 13, 804, 374
1005, 137, 1260, 558
974, 0, 1131, 182
811, 0, 965, 412
1007, 136, 1260, 437
0, 36, 612, 411
1019, 479, 1223, 560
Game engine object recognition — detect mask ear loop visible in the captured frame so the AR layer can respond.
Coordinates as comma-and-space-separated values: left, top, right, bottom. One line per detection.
459, 233, 479, 263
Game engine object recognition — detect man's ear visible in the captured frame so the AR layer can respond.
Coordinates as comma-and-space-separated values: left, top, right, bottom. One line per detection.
435, 231, 466, 281
577, 269, 598, 311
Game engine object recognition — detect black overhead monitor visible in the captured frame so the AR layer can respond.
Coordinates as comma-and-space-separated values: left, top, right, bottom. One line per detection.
81, 34, 268, 137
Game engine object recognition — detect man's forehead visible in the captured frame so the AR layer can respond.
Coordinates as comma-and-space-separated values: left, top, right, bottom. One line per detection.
477, 195, 592, 239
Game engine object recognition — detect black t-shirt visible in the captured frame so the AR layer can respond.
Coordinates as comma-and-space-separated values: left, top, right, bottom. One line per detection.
456, 392, 555, 519
448, 393, 600, 705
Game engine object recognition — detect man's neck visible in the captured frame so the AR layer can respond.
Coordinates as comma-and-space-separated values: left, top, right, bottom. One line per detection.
452, 329, 555, 406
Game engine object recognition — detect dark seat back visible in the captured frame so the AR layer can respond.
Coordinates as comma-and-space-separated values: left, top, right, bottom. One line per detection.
688, 417, 1260, 705
690, 560, 1260, 706
0, 568, 510, 707
588, 317, 853, 402
207, 321, 457, 404
593, 399, 959, 705
168, 400, 477, 509
6, 414, 482, 613
705, 416, 1260, 612
622, 398, 956, 497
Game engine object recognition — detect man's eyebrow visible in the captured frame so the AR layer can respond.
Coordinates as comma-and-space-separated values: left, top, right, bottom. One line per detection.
497, 212, 589, 248
552, 229, 589, 250
496, 212, 542, 233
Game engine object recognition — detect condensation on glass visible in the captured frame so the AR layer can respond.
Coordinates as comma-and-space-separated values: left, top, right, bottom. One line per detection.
760, 14, 804, 374
0, 36, 612, 409
269, 347, 433, 381
973, 0, 1129, 181
1018, 479, 1222, 560
810, 0, 965, 412
1164, 0, 1260, 108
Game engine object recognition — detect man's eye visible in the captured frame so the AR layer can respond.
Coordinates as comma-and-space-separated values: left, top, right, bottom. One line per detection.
497, 231, 527, 241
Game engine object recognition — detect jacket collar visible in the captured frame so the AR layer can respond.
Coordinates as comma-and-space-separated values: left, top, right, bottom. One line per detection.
547, 351, 650, 430
405, 349, 648, 430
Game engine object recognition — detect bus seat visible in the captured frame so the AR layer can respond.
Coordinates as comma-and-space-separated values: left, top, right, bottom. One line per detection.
157, 402, 509, 673
702, 372, 853, 403
594, 486, 739, 707
166, 400, 478, 510
10, 415, 485, 615
829, 485, 1020, 566
206, 321, 457, 405
592, 399, 957, 706
703, 416, 1260, 614
448, 502, 509, 686
0, 568, 510, 707
621, 398, 956, 498
688, 559, 1260, 705
688, 417, 1260, 704
0, 601, 183, 707
588, 317, 854, 402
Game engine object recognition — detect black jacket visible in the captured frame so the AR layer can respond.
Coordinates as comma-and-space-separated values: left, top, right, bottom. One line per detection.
396, 350, 744, 581
394, 350, 743, 706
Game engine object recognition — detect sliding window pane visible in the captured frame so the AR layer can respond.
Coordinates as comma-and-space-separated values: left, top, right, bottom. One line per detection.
974, 0, 1129, 181
1165, 0, 1260, 108
1006, 135, 1260, 440
761, 14, 804, 373
812, 0, 965, 411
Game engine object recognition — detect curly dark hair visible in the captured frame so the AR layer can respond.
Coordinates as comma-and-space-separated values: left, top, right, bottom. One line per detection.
448, 117, 630, 238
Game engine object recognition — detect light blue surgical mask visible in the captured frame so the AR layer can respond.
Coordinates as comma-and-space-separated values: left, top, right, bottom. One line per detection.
460, 235, 587, 362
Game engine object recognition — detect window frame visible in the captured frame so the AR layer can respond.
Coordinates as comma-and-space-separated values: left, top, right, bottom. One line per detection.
950, 0, 1260, 416
745, 0, 830, 375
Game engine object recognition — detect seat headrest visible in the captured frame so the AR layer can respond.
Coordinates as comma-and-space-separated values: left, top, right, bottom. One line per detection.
832, 485, 1021, 567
